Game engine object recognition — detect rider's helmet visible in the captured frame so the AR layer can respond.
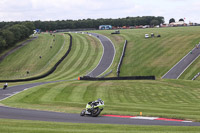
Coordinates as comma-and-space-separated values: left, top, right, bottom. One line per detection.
97, 98, 101, 102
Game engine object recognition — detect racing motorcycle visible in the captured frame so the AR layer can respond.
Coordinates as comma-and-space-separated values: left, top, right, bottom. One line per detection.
80, 98, 104, 117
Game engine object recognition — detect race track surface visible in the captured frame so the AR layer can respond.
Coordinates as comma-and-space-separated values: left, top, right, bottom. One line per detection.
0, 80, 68, 101
162, 45, 200, 79
86, 33, 115, 77
0, 105, 200, 126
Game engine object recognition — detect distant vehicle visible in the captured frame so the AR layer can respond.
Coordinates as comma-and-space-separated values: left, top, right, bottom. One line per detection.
145, 34, 149, 38
111, 30, 120, 34
99, 25, 112, 30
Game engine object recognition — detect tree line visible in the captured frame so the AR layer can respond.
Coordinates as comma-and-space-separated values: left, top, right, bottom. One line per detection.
0, 22, 35, 53
33, 16, 164, 31
0, 16, 164, 53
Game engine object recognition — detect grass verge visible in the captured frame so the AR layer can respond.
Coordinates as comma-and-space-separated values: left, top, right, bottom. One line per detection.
0, 119, 200, 133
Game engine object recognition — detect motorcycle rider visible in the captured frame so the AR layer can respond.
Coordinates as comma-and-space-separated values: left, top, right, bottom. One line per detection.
81, 98, 104, 116
90, 98, 102, 108
3, 83, 8, 90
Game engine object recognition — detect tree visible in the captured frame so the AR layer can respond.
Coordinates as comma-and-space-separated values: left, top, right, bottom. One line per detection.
169, 18, 175, 24
0, 36, 7, 51
150, 20, 160, 27
0, 30, 15, 46
22, 22, 35, 35
8, 25, 22, 42
179, 18, 184, 22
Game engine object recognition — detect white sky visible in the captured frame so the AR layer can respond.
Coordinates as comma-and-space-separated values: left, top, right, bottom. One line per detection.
0, 0, 200, 23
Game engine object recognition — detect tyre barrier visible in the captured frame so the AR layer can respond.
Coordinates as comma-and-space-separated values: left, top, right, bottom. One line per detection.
79, 76, 156, 81
0, 33, 72, 82
117, 40, 127, 77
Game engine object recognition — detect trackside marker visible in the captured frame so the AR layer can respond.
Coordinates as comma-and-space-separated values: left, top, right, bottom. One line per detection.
131, 116, 159, 120
102, 115, 193, 122
182, 121, 193, 123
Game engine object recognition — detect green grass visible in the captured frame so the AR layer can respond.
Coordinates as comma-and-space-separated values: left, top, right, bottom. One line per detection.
1, 27, 200, 132
0, 33, 69, 80
1, 119, 200, 133
0, 32, 102, 82
94, 27, 200, 78
42, 33, 103, 81
2, 79, 200, 122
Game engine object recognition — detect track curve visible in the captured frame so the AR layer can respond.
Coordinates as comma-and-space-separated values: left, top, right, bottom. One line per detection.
86, 33, 115, 77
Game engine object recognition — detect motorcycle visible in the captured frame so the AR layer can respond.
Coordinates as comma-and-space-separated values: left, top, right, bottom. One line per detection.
80, 99, 104, 117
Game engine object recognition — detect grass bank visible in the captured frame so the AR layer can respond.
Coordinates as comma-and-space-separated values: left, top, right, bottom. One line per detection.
94, 27, 200, 79
0, 33, 68, 80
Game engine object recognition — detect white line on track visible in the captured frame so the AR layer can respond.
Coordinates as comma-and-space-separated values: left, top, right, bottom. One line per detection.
162, 46, 198, 79
0, 87, 32, 102
177, 54, 200, 79
130, 116, 159, 120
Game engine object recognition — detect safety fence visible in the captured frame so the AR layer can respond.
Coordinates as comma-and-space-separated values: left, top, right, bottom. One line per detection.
192, 72, 200, 80
0, 33, 72, 82
117, 40, 127, 77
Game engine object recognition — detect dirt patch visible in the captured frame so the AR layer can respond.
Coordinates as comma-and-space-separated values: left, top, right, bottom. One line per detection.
0, 103, 5, 106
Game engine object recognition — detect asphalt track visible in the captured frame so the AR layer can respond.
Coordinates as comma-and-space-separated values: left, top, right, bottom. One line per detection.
162, 44, 200, 79
0, 33, 200, 126
85, 33, 115, 77
1, 105, 200, 126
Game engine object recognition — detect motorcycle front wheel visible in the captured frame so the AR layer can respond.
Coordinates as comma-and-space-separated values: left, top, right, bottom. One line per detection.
80, 109, 86, 116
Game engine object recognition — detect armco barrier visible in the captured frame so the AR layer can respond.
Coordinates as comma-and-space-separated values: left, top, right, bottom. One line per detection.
192, 72, 200, 80
79, 76, 155, 81
117, 40, 127, 77
0, 33, 72, 82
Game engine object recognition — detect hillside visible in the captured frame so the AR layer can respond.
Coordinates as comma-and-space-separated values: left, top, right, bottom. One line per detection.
94, 26, 200, 79
0, 33, 68, 80
1, 27, 200, 123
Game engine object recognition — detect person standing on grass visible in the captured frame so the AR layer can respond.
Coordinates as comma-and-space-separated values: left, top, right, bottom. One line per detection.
3, 83, 8, 90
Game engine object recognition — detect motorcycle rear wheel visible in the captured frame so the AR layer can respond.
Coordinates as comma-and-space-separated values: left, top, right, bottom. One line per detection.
91, 108, 101, 117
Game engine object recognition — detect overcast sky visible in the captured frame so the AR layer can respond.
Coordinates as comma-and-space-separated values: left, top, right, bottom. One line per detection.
0, 0, 200, 23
